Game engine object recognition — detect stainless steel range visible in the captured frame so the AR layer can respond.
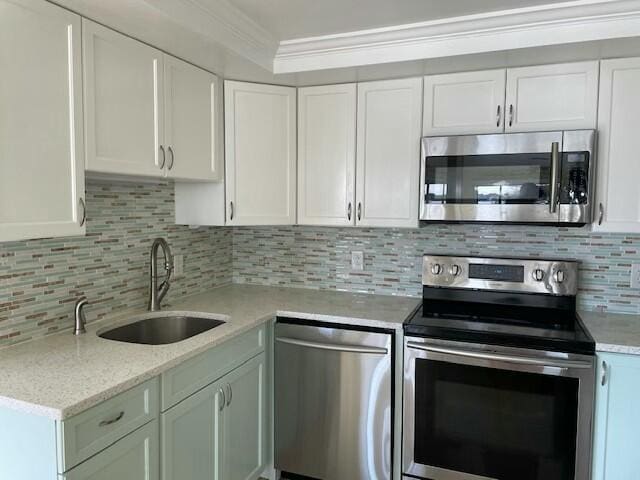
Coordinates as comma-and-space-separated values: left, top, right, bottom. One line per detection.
403, 255, 595, 480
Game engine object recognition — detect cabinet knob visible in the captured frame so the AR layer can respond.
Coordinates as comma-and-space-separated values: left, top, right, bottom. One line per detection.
508, 104, 514, 127
218, 387, 226, 411
159, 145, 166, 169
496, 105, 501, 127
347, 202, 352, 221
357, 202, 362, 221
598, 203, 604, 226
229, 201, 234, 221
167, 146, 174, 170
78, 198, 86, 227
601, 360, 607, 386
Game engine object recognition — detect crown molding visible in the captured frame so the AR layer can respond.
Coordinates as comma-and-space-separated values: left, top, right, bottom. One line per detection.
273, 0, 640, 73
143, 0, 278, 70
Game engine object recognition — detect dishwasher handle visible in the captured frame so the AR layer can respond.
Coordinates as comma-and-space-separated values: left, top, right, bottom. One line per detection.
276, 336, 388, 355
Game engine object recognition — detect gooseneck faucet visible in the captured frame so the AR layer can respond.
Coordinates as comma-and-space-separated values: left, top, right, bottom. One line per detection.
148, 238, 173, 311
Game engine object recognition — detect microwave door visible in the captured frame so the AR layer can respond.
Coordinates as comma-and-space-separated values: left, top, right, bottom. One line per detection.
421, 132, 564, 224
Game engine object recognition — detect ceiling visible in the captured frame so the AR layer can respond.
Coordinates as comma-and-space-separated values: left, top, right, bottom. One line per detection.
226, 0, 572, 40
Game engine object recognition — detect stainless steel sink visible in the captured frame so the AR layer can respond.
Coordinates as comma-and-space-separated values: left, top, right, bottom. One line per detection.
98, 314, 225, 345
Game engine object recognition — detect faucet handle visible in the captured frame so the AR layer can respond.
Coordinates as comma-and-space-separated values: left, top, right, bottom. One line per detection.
74, 298, 89, 335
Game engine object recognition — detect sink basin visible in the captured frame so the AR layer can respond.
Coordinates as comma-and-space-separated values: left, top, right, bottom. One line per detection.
99, 314, 225, 345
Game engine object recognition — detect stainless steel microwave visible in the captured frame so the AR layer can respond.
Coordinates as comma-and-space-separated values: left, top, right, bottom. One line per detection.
420, 130, 596, 226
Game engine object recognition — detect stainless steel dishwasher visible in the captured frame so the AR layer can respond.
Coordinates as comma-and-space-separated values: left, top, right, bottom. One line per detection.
275, 319, 393, 480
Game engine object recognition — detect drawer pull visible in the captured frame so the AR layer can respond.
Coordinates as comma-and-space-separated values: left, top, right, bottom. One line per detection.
98, 411, 125, 427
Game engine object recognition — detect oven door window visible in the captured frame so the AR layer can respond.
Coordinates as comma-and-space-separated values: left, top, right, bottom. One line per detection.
414, 359, 579, 480
424, 153, 552, 205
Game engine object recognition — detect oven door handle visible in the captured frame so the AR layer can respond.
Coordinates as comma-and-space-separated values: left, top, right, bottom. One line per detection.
406, 342, 592, 369
277, 337, 388, 355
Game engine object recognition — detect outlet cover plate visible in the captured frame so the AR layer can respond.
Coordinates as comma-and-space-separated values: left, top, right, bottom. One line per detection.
351, 251, 364, 271
632, 264, 640, 289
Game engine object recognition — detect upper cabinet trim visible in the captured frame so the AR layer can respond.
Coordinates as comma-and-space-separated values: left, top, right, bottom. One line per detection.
274, 0, 640, 73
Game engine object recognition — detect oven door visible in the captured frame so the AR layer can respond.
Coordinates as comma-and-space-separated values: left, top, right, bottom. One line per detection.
420, 131, 594, 225
403, 337, 594, 480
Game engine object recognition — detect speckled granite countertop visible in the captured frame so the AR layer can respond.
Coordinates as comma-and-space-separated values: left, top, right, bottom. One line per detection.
0, 285, 420, 420
581, 310, 640, 355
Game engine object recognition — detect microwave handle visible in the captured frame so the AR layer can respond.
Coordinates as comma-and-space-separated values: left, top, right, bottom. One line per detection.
549, 141, 560, 214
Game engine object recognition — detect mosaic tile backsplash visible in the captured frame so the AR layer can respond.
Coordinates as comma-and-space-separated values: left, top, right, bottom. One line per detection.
233, 225, 640, 314
0, 180, 232, 347
3, 181, 640, 348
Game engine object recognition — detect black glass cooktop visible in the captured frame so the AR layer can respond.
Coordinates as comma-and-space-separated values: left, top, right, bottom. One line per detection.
404, 289, 595, 355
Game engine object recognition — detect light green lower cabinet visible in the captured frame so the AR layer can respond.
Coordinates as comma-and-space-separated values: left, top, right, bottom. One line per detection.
161, 383, 223, 479
592, 352, 640, 479
161, 352, 267, 480
220, 352, 267, 480
60, 420, 159, 480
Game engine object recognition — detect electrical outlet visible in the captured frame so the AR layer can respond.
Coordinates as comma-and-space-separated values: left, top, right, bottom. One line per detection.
173, 254, 184, 278
632, 264, 640, 289
351, 251, 364, 271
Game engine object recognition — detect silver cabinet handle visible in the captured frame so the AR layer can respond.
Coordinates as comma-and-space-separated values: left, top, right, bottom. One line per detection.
167, 146, 174, 170
357, 202, 362, 221
226, 384, 232, 407
218, 387, 226, 411
549, 142, 560, 214
347, 202, 352, 221
78, 197, 86, 227
159, 145, 166, 169
598, 203, 604, 226
99, 411, 124, 427
508, 104, 514, 127
601, 360, 608, 386
407, 341, 592, 369
496, 105, 501, 127
229, 201, 234, 221
276, 337, 388, 355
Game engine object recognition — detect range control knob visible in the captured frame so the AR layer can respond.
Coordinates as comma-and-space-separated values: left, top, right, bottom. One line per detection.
449, 264, 461, 277
532, 268, 545, 282
554, 270, 566, 284
431, 263, 443, 275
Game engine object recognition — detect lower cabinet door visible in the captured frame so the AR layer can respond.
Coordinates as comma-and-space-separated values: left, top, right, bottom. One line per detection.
592, 352, 640, 479
161, 383, 224, 480
221, 353, 266, 480
61, 420, 158, 480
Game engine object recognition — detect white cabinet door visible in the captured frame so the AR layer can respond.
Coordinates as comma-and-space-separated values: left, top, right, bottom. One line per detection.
164, 56, 221, 182
423, 69, 506, 135
83, 19, 164, 177
0, 0, 85, 242
594, 57, 640, 233
220, 353, 266, 480
224, 81, 296, 225
356, 78, 422, 228
505, 61, 598, 132
298, 84, 356, 226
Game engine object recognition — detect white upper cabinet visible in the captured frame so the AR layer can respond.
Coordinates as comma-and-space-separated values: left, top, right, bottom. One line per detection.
224, 81, 297, 226
594, 57, 640, 233
356, 78, 422, 228
83, 19, 164, 177
164, 56, 221, 182
0, 0, 85, 242
297, 84, 357, 226
505, 61, 599, 132
423, 69, 506, 136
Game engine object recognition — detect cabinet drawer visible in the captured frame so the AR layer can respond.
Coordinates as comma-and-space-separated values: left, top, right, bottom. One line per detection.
60, 419, 158, 480
161, 325, 266, 410
57, 377, 159, 472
